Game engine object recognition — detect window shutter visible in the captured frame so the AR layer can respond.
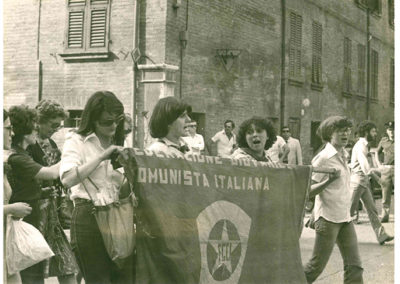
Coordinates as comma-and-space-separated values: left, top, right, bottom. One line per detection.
390, 59, 394, 102
295, 15, 302, 77
289, 13, 297, 77
67, 10, 85, 48
90, 8, 107, 47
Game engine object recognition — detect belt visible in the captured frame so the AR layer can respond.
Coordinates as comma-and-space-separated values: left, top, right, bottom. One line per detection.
74, 198, 92, 206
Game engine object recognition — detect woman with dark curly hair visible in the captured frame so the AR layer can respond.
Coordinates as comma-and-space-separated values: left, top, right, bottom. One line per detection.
60, 91, 132, 283
231, 116, 277, 162
7, 105, 77, 284
25, 100, 78, 283
147, 96, 192, 156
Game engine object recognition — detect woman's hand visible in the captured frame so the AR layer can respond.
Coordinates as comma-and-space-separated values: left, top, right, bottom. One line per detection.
99, 145, 124, 161
7, 203, 32, 218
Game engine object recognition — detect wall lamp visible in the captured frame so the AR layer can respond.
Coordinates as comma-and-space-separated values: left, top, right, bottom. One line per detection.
216, 49, 242, 71
179, 31, 188, 49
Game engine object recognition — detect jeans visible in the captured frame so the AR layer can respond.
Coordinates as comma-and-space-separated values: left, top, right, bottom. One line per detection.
380, 166, 394, 212
304, 218, 363, 284
350, 181, 384, 241
71, 199, 134, 284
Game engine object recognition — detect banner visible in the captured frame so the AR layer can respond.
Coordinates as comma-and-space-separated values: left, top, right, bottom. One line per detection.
120, 148, 311, 284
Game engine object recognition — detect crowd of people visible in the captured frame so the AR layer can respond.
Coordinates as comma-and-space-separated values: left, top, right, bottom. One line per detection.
3, 92, 394, 284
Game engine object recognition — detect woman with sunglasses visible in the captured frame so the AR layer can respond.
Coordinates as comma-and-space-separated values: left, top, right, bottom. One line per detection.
7, 105, 77, 284
25, 100, 78, 283
60, 91, 132, 283
147, 96, 192, 156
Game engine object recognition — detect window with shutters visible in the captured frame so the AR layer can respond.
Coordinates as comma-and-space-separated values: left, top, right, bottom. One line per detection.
390, 58, 394, 104
61, 0, 110, 60
388, 0, 394, 28
288, 12, 303, 86
370, 49, 379, 99
343, 37, 352, 95
357, 44, 366, 95
311, 21, 323, 91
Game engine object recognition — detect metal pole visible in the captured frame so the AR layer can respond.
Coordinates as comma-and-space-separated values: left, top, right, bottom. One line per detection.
311, 167, 337, 174
280, 0, 286, 129
366, 8, 370, 120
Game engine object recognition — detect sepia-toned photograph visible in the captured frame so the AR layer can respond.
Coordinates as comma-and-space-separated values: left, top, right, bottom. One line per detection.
3, 0, 395, 283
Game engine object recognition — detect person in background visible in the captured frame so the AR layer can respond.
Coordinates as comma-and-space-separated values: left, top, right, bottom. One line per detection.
147, 97, 192, 156
25, 100, 78, 283
266, 134, 289, 163
349, 120, 393, 245
7, 105, 77, 284
60, 91, 132, 283
182, 120, 205, 155
207, 120, 237, 158
231, 116, 277, 162
123, 113, 133, 148
374, 121, 394, 223
281, 126, 303, 165
304, 116, 363, 284
3, 109, 32, 284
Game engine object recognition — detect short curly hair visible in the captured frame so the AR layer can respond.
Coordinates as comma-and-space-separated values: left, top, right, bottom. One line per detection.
317, 116, 353, 142
36, 100, 68, 124
8, 105, 37, 145
237, 117, 277, 150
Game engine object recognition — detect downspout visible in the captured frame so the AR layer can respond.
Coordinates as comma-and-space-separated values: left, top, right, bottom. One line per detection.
132, 0, 140, 145
179, 0, 189, 99
280, 0, 286, 129
37, 0, 42, 101
366, 7, 370, 120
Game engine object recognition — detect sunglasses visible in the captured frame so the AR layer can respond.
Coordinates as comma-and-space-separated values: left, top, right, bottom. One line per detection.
97, 115, 124, 127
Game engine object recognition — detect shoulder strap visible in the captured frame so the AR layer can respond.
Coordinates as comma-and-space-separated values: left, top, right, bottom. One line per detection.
75, 167, 96, 203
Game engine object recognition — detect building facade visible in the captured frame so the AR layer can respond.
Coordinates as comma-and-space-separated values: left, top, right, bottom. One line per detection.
4, 0, 394, 163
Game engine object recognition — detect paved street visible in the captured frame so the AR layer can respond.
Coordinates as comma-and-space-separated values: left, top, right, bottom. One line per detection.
47, 196, 395, 284
300, 195, 395, 283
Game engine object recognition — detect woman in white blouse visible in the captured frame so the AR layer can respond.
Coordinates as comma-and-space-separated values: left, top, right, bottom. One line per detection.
60, 91, 131, 284
304, 116, 363, 283
147, 97, 192, 156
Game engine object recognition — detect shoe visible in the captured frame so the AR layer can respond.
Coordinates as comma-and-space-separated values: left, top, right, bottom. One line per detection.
378, 233, 394, 245
381, 215, 389, 223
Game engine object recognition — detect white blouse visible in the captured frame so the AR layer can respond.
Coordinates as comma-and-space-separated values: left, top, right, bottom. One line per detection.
60, 132, 124, 206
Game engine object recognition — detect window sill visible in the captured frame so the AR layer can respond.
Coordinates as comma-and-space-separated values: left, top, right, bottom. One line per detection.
355, 94, 366, 100
59, 51, 110, 62
342, 91, 352, 98
311, 83, 323, 92
288, 78, 304, 87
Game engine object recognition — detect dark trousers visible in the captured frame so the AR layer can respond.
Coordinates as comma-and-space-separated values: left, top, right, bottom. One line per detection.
304, 218, 363, 284
71, 200, 134, 284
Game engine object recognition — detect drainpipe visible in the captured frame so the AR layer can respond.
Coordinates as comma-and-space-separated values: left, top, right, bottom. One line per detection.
179, 0, 189, 99
37, 0, 42, 101
366, 7, 370, 120
280, 0, 286, 129
132, 0, 140, 145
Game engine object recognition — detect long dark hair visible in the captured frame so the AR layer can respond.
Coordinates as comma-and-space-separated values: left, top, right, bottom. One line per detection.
149, 97, 192, 138
237, 116, 277, 150
77, 91, 125, 146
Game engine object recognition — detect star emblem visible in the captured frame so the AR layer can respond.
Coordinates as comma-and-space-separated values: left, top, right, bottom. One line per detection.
208, 220, 241, 276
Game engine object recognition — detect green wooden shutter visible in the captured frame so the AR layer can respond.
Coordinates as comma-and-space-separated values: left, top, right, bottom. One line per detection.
89, 0, 109, 49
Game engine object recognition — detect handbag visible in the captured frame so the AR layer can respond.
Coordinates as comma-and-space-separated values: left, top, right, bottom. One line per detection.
6, 217, 54, 275
75, 167, 136, 268
58, 189, 74, 230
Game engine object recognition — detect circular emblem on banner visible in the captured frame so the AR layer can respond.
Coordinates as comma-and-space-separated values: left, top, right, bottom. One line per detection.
207, 219, 241, 281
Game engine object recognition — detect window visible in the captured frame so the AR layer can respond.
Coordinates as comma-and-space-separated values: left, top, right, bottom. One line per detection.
390, 58, 394, 104
357, 44, 366, 94
389, 0, 394, 27
288, 117, 300, 140
343, 38, 352, 95
62, 0, 110, 59
311, 21, 322, 90
355, 0, 382, 16
289, 12, 302, 83
371, 49, 379, 99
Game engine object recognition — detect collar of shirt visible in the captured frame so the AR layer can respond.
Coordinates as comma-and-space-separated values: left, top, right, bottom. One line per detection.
358, 137, 368, 147
324, 142, 348, 160
223, 130, 235, 139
